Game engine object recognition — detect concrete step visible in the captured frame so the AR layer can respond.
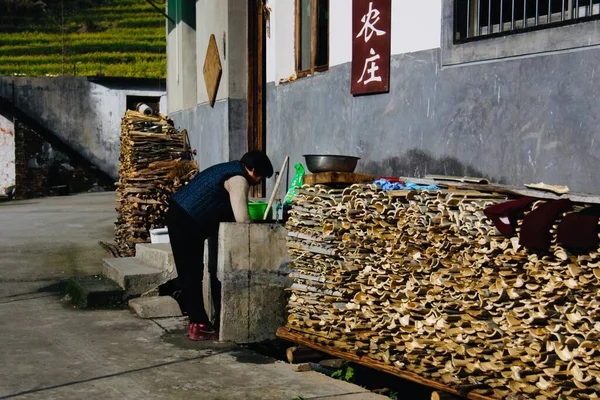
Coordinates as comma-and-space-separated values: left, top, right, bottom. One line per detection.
128, 296, 182, 318
101, 257, 164, 295
65, 275, 125, 308
135, 243, 176, 280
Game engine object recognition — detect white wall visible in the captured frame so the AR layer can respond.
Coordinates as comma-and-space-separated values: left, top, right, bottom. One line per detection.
0, 113, 15, 193
266, 1, 276, 84
267, 0, 296, 84
266, 0, 443, 83
90, 85, 167, 174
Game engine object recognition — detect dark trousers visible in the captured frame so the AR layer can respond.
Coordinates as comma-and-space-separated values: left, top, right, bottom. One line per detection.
167, 202, 220, 325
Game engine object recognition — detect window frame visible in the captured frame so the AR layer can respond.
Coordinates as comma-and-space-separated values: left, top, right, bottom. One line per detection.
442, 0, 600, 67
295, 0, 329, 78
453, 0, 600, 43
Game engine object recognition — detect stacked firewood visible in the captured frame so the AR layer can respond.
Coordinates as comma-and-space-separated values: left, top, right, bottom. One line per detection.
285, 184, 600, 399
115, 110, 197, 256
286, 185, 355, 346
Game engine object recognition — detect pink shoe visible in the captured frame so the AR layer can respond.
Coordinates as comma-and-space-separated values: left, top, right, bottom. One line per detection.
188, 323, 218, 341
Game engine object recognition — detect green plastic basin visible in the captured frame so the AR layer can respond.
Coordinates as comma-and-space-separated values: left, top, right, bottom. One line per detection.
248, 201, 272, 220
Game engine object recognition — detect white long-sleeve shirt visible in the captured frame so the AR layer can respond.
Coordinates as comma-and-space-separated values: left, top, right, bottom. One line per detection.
224, 175, 251, 223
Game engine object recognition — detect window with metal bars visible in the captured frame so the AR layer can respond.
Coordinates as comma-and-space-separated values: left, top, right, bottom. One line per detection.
455, 0, 600, 42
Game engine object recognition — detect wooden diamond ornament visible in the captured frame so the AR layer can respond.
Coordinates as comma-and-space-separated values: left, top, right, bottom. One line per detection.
203, 34, 222, 108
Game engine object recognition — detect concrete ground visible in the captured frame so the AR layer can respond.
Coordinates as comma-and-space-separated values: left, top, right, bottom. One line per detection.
0, 193, 386, 400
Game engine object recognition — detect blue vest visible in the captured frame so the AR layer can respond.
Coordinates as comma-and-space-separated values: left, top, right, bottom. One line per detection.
170, 161, 249, 229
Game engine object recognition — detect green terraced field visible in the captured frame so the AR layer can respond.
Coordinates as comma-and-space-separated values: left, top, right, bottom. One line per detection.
0, 0, 166, 78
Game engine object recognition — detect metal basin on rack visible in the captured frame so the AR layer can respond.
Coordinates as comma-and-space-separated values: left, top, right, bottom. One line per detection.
303, 154, 360, 173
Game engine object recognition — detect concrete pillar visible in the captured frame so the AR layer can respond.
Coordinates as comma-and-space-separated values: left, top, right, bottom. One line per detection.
217, 222, 292, 343
226, 0, 249, 161
167, 0, 197, 113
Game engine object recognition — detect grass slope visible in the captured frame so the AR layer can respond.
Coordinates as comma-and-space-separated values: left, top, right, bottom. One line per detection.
0, 0, 166, 78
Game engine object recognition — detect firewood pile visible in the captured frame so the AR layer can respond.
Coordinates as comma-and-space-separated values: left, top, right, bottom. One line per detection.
285, 183, 600, 399
115, 110, 198, 256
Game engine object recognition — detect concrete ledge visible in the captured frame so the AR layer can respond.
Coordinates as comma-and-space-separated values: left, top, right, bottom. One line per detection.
135, 243, 177, 280
65, 275, 124, 308
218, 280, 249, 342
128, 296, 182, 319
248, 278, 291, 343
217, 223, 288, 280
217, 223, 250, 281
218, 222, 292, 343
101, 257, 164, 295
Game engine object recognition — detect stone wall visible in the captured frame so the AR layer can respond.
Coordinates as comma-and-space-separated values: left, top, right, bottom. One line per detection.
0, 76, 166, 180
14, 119, 114, 199
267, 47, 600, 195
0, 110, 15, 193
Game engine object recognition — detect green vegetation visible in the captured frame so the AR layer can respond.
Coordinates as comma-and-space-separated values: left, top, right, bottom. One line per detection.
0, 0, 166, 78
331, 365, 355, 383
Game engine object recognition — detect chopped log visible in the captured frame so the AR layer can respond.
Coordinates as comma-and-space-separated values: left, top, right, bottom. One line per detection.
319, 358, 347, 369
286, 345, 327, 364
431, 391, 462, 400
98, 240, 121, 258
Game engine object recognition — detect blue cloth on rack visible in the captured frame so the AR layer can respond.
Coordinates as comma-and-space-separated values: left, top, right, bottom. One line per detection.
373, 179, 405, 190
373, 179, 439, 191
404, 181, 439, 190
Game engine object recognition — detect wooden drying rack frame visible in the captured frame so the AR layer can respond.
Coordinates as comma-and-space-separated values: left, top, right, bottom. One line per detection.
302, 173, 600, 204
405, 176, 600, 205
276, 327, 497, 400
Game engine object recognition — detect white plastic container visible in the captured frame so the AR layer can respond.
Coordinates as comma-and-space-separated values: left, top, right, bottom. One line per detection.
149, 227, 170, 244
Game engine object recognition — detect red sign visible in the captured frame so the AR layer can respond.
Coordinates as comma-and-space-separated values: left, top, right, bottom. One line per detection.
351, 0, 391, 95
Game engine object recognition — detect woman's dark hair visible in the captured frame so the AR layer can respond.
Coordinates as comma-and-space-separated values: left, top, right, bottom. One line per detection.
240, 150, 274, 178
